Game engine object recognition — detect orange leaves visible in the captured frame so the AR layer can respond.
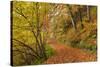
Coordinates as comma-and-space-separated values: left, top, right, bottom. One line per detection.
44, 40, 96, 64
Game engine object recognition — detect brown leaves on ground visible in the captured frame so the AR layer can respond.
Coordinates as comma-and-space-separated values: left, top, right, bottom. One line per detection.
44, 39, 97, 64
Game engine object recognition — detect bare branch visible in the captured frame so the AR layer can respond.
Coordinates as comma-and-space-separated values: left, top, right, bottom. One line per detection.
13, 39, 40, 58
13, 49, 39, 60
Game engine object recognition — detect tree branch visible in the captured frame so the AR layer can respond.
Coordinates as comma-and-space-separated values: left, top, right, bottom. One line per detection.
13, 39, 40, 58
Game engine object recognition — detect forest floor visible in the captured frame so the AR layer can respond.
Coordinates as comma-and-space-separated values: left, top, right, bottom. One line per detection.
44, 39, 97, 64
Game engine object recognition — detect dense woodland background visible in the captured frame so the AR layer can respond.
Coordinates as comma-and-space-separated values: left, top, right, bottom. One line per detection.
11, 1, 97, 66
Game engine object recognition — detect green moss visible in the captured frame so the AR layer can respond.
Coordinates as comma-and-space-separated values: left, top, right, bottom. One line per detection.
45, 44, 55, 57
70, 40, 97, 54
33, 44, 54, 65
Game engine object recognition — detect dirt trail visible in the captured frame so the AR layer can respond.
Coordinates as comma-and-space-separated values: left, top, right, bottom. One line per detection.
44, 39, 97, 64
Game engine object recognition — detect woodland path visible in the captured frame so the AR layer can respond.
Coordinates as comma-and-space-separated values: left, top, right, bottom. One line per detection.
44, 39, 96, 64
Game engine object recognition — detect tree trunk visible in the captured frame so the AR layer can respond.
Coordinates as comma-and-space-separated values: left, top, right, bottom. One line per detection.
67, 5, 77, 31
78, 6, 84, 29
87, 6, 91, 22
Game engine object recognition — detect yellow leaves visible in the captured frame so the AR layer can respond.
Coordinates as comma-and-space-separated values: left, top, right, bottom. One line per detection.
11, 1, 97, 65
